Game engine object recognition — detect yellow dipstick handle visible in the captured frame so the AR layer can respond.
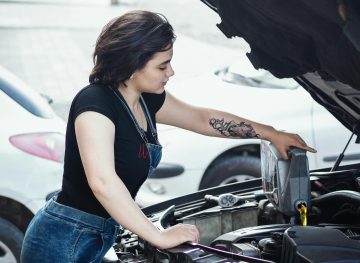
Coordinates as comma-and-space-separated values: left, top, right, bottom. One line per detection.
297, 203, 307, 226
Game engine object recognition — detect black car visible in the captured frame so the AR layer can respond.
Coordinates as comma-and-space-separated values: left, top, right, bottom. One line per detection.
106, 1, 360, 262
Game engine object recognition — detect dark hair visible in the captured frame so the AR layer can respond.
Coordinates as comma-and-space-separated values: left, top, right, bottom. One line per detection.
89, 10, 176, 87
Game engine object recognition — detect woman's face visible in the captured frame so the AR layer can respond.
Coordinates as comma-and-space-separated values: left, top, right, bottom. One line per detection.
131, 47, 174, 94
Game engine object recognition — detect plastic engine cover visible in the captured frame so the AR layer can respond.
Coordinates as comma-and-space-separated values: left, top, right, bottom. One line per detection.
281, 226, 360, 262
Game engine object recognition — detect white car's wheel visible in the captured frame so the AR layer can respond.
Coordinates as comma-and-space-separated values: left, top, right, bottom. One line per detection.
199, 155, 261, 189
0, 218, 24, 263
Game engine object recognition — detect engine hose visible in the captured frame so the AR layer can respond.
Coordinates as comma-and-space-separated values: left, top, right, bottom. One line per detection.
312, 190, 360, 206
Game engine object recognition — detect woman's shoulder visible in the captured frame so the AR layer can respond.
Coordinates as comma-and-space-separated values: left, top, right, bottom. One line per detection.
142, 91, 166, 113
69, 83, 117, 124
75, 83, 113, 100
71, 83, 116, 108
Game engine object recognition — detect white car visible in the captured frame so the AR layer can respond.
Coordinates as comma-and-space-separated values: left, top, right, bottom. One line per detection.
136, 58, 360, 207
0, 66, 65, 263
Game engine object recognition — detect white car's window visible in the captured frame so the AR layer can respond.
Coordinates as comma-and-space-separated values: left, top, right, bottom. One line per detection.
0, 77, 55, 119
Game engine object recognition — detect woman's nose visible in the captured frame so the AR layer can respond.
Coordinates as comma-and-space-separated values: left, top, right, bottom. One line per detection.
167, 64, 175, 77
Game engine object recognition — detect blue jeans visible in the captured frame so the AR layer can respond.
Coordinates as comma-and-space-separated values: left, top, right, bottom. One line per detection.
21, 197, 120, 263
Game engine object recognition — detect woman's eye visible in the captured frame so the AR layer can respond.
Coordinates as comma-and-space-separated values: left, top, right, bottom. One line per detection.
159, 67, 166, 71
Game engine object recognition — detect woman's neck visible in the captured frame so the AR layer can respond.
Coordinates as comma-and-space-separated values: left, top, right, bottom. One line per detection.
117, 84, 141, 110
117, 83, 147, 131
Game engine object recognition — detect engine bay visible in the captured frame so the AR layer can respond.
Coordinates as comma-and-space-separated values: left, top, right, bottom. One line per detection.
110, 141, 360, 263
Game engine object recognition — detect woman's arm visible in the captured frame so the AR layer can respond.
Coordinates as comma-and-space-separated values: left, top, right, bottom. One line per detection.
156, 91, 316, 159
75, 111, 199, 249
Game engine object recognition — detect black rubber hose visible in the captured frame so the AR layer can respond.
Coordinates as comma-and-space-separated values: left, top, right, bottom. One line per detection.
312, 190, 360, 205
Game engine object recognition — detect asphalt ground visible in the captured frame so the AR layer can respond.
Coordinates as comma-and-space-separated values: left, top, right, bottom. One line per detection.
0, 0, 248, 119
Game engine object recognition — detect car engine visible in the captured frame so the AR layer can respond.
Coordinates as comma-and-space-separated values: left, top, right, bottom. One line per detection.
108, 141, 360, 263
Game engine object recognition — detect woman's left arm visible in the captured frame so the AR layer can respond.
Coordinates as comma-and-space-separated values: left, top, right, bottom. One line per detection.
156, 92, 316, 159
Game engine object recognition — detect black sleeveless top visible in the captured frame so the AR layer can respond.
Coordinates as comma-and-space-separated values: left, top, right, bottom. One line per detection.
57, 84, 166, 217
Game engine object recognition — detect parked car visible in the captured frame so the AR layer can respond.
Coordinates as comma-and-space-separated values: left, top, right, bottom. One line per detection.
0, 66, 65, 262
110, 1, 360, 262
136, 54, 359, 207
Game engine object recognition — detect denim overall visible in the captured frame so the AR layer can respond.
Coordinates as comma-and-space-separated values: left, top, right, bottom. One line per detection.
21, 89, 162, 263
111, 88, 162, 177
21, 197, 120, 263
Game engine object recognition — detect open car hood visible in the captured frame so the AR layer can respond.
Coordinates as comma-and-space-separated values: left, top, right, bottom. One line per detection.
201, 0, 360, 135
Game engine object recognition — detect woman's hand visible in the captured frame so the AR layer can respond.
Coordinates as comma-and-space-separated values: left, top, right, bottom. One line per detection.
155, 224, 200, 249
268, 129, 317, 160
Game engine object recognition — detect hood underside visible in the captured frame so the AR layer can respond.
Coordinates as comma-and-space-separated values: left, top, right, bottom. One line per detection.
201, 0, 360, 135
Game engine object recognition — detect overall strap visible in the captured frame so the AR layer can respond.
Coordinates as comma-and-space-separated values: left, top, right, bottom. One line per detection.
111, 88, 149, 144
140, 96, 159, 144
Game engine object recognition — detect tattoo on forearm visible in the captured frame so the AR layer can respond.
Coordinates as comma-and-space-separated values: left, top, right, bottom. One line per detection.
209, 118, 260, 138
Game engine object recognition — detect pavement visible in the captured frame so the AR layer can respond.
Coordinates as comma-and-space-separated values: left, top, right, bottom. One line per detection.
0, 0, 249, 120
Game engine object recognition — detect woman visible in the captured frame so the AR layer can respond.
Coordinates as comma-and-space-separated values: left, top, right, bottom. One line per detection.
21, 10, 316, 262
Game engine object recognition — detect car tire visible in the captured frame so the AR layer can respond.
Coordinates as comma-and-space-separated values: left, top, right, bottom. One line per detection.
199, 155, 261, 190
0, 217, 24, 263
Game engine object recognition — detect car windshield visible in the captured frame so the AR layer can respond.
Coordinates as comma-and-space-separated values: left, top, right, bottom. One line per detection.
215, 60, 298, 90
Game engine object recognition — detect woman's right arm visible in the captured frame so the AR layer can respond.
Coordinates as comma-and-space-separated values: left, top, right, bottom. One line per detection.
75, 111, 199, 249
